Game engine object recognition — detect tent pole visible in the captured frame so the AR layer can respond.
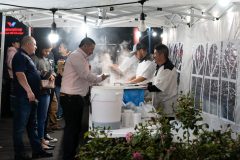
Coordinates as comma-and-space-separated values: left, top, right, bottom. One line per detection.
28, 26, 31, 35
0, 13, 6, 118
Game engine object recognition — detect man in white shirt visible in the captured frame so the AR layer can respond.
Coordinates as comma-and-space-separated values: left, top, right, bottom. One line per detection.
147, 44, 178, 120
60, 37, 109, 160
128, 43, 156, 84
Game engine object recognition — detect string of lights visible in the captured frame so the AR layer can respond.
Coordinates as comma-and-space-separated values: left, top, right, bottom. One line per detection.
0, 0, 147, 11
0, 0, 148, 43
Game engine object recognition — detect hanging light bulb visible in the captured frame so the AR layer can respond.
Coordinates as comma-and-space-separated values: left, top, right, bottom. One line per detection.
152, 31, 157, 37
48, 9, 59, 43
138, 0, 147, 32
139, 12, 147, 32
48, 22, 59, 43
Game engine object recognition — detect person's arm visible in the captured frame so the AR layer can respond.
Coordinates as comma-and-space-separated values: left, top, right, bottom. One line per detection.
6, 48, 16, 70
37, 58, 53, 79
128, 76, 146, 84
147, 82, 161, 92
15, 72, 35, 102
110, 64, 124, 76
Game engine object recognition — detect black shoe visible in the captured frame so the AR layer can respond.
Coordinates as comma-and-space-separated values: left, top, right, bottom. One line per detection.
44, 134, 58, 143
15, 153, 31, 160
47, 143, 55, 148
32, 150, 53, 159
41, 143, 55, 150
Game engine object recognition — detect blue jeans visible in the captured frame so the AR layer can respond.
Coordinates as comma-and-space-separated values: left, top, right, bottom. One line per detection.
37, 94, 50, 139
55, 86, 63, 118
13, 97, 42, 156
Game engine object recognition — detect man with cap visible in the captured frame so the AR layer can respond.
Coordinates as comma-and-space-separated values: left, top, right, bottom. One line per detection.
128, 42, 156, 84
147, 44, 178, 120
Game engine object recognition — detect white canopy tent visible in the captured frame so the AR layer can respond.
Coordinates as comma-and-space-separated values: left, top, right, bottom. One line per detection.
1, 0, 240, 131
0, 0, 238, 28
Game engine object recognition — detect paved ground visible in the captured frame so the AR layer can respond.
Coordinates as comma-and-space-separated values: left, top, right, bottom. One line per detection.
0, 117, 64, 160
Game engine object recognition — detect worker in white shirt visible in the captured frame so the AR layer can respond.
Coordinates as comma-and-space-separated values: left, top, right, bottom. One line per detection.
128, 42, 156, 84
110, 44, 138, 83
60, 37, 109, 160
147, 44, 178, 120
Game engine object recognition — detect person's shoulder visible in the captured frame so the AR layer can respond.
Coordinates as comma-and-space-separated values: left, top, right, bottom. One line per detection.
7, 46, 17, 53
13, 51, 23, 59
69, 49, 83, 58
12, 51, 25, 67
163, 60, 174, 70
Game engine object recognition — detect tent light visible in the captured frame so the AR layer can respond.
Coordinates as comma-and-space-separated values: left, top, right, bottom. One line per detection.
138, 0, 147, 32
48, 8, 59, 43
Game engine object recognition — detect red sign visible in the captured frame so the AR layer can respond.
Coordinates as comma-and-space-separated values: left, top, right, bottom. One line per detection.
0, 21, 24, 35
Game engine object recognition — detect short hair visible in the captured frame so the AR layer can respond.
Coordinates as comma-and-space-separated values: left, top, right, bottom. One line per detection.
21, 36, 34, 46
136, 42, 147, 51
154, 44, 169, 58
79, 37, 95, 48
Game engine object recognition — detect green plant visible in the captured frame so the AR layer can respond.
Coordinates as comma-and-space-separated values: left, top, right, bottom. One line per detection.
76, 93, 240, 160
175, 93, 208, 144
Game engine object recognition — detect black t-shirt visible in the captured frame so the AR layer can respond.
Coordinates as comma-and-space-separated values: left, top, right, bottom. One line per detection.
12, 49, 41, 99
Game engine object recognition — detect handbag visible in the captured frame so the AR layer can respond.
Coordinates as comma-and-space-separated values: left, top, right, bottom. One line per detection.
41, 80, 55, 89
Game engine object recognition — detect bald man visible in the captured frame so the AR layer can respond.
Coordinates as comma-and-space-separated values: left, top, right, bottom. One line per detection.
12, 36, 53, 159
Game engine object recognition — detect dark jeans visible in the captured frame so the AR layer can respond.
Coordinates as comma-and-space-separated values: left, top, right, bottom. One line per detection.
60, 94, 86, 160
37, 94, 50, 139
13, 97, 42, 156
55, 86, 63, 118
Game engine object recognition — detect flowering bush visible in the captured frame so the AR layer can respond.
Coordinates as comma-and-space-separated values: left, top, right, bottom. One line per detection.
76, 93, 240, 160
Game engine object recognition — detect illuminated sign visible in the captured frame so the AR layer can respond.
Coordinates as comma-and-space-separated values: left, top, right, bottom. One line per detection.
0, 21, 24, 35
7, 22, 16, 27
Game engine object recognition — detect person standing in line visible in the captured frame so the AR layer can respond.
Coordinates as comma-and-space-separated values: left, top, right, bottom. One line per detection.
32, 42, 56, 150
55, 42, 71, 120
147, 44, 178, 120
60, 37, 109, 160
44, 48, 61, 139
6, 38, 20, 112
12, 36, 53, 160
6, 38, 20, 80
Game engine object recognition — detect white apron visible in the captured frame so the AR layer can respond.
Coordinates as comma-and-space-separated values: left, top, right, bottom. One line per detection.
152, 65, 178, 117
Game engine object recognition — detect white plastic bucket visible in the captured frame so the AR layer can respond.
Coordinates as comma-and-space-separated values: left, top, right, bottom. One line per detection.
91, 86, 124, 130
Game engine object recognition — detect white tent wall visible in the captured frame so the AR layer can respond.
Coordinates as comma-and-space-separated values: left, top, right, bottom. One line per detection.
165, 6, 240, 132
